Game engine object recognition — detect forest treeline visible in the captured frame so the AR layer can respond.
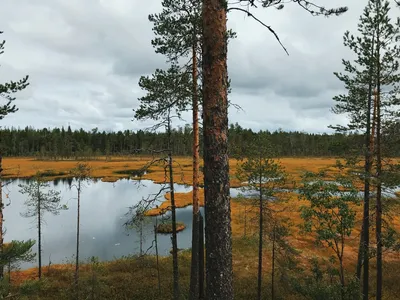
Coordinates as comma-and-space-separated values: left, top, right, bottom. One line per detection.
0, 124, 386, 158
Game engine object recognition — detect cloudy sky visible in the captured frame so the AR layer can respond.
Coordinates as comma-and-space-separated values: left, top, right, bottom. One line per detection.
0, 0, 382, 133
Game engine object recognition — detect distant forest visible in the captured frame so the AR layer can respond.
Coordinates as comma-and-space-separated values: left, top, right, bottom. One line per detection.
0, 123, 398, 158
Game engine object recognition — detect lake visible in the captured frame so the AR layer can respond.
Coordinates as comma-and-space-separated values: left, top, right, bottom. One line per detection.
3, 178, 250, 270
6, 177, 395, 270
3, 178, 203, 269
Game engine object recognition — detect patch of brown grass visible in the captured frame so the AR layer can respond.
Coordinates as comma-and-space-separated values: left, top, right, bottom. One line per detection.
156, 222, 186, 234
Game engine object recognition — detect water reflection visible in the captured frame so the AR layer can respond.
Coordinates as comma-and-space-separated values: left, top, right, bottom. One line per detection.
4, 178, 195, 269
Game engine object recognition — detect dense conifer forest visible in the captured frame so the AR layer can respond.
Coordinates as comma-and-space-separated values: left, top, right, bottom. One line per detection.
0, 124, 381, 158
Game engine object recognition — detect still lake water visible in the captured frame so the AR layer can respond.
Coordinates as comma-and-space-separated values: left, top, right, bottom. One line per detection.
3, 178, 245, 269
8, 177, 394, 270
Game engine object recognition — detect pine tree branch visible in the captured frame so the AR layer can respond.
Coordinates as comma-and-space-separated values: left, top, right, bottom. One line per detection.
227, 7, 289, 55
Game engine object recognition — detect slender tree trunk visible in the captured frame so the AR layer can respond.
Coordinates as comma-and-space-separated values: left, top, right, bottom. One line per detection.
371, 92, 377, 153
75, 182, 81, 298
140, 221, 143, 256
257, 166, 263, 300
167, 111, 180, 300
356, 222, 364, 281
189, 30, 200, 300
360, 32, 375, 300
199, 212, 205, 300
375, 22, 382, 299
38, 183, 42, 280
244, 205, 247, 238
0, 155, 3, 280
7, 261, 10, 284
155, 218, 161, 296
202, 0, 233, 299
271, 224, 276, 300
91, 262, 96, 300
340, 256, 345, 300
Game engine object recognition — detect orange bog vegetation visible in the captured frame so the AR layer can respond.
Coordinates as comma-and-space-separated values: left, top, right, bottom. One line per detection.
2, 156, 339, 186
6, 156, 400, 296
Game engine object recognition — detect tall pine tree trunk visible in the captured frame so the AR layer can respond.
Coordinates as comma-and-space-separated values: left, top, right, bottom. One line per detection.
356, 222, 364, 281
167, 111, 180, 300
38, 182, 42, 280
375, 19, 382, 299
0, 155, 3, 279
140, 221, 143, 256
359, 32, 375, 300
7, 261, 11, 284
202, 0, 233, 298
339, 253, 345, 299
257, 165, 263, 300
271, 224, 276, 300
199, 212, 205, 300
189, 30, 200, 300
75, 181, 81, 298
155, 218, 161, 296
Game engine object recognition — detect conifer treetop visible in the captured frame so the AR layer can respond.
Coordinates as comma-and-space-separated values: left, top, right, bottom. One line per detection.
0, 31, 29, 120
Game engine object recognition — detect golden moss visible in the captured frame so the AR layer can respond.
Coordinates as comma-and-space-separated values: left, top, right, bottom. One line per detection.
156, 222, 186, 234
146, 190, 205, 216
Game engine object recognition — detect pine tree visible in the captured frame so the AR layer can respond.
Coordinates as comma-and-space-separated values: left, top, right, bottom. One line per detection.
0, 31, 29, 280
0, 156, 5, 279
148, 3, 234, 296
1, 240, 35, 283
236, 138, 286, 300
19, 174, 67, 279
372, 2, 400, 298
268, 219, 299, 300
331, 1, 400, 298
202, 1, 347, 298
0, 31, 29, 120
135, 64, 191, 300
331, 10, 377, 296
150, 2, 204, 296
70, 163, 91, 299
299, 162, 360, 299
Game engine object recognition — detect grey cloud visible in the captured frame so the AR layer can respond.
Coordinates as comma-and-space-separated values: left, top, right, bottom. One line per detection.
228, 43, 343, 99
0, 0, 374, 133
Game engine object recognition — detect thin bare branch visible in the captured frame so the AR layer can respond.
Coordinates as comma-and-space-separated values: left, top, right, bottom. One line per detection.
227, 7, 289, 55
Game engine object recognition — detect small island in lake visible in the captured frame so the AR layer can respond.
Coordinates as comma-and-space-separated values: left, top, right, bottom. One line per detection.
156, 222, 186, 234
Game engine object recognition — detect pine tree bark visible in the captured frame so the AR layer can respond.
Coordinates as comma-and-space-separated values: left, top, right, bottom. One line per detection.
356, 222, 364, 282
167, 112, 180, 300
0, 155, 4, 279
202, 0, 233, 298
199, 212, 205, 300
155, 218, 161, 296
271, 224, 276, 300
189, 31, 200, 300
360, 32, 375, 300
75, 181, 81, 298
257, 162, 263, 300
375, 19, 382, 299
37, 182, 42, 280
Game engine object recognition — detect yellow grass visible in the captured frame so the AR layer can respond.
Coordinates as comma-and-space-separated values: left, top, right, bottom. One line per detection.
1, 156, 339, 186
